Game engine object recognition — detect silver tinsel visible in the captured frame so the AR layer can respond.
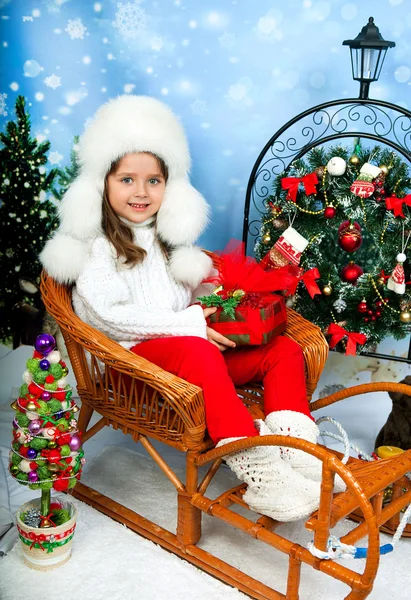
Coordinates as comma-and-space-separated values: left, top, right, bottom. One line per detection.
23, 508, 41, 528
333, 298, 347, 313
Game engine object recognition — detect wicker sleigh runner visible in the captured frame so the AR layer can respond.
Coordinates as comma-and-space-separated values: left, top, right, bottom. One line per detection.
40, 267, 411, 600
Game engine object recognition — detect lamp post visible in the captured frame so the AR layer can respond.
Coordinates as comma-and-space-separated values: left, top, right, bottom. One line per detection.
343, 16, 395, 100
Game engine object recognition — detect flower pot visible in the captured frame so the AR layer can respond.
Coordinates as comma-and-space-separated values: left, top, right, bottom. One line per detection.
16, 499, 77, 571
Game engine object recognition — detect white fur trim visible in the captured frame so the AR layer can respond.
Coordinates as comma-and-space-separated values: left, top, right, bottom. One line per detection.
58, 177, 103, 240
79, 95, 190, 180
157, 178, 210, 246
40, 233, 91, 284
168, 246, 213, 288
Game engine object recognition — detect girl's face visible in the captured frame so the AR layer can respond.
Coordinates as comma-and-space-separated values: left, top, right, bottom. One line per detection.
107, 152, 166, 223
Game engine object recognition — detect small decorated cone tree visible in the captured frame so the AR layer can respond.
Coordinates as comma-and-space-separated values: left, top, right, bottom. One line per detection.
8, 333, 84, 569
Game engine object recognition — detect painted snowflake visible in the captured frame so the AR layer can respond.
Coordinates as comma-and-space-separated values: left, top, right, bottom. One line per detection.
44, 74, 62, 89
48, 151, 63, 165
113, 2, 148, 40
190, 99, 208, 116
65, 18, 88, 40
218, 32, 236, 51
0, 93, 7, 117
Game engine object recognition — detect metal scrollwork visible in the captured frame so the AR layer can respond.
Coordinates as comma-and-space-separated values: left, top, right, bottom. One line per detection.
243, 98, 411, 253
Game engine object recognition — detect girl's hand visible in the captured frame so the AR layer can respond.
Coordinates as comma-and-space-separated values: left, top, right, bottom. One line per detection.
203, 307, 236, 352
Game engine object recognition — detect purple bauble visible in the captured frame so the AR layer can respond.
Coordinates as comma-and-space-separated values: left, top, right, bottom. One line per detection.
41, 391, 51, 401
39, 359, 50, 370
26, 448, 37, 459
12, 418, 18, 429
34, 334, 56, 356
54, 410, 63, 420
28, 471, 39, 483
69, 435, 81, 451
28, 420, 42, 435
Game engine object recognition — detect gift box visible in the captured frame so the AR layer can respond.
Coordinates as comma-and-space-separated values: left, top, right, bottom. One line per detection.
207, 294, 287, 346
197, 241, 293, 346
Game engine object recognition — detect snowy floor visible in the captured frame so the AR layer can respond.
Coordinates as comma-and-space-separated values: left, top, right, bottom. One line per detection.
1, 342, 411, 599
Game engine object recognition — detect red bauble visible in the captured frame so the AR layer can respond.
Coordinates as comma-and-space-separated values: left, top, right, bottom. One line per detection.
324, 206, 336, 219
53, 478, 69, 492
52, 388, 66, 401
357, 301, 368, 313
341, 262, 364, 284
338, 220, 363, 253
47, 449, 62, 463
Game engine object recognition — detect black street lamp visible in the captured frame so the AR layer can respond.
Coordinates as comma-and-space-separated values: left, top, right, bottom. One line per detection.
343, 16, 395, 100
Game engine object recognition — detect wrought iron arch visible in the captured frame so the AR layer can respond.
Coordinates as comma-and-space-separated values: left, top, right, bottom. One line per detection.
243, 98, 411, 251
242, 98, 411, 363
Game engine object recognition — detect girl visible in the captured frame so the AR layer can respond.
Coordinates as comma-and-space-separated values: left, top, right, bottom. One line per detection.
41, 96, 341, 523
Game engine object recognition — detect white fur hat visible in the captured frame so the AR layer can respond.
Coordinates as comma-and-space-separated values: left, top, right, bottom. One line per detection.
40, 95, 212, 286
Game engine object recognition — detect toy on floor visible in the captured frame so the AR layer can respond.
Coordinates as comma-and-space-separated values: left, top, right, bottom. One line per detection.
8, 333, 84, 570
375, 375, 411, 451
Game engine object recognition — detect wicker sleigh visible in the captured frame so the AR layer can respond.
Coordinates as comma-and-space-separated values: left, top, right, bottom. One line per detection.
41, 270, 411, 600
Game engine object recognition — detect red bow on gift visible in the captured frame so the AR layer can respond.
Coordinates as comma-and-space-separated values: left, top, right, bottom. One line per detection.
385, 194, 411, 218
327, 323, 367, 356
281, 173, 318, 202
286, 266, 322, 299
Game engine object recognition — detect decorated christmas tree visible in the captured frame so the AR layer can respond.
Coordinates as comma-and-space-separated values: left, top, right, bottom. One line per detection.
0, 96, 59, 343
255, 142, 411, 354
9, 333, 84, 565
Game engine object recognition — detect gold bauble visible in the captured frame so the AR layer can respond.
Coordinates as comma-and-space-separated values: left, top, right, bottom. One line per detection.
47, 463, 59, 473
349, 155, 360, 165
26, 400, 37, 411
51, 473, 58, 480
377, 276, 385, 286
48, 441, 58, 449
40, 518, 53, 528
232, 289, 246, 300
10, 464, 19, 475
72, 404, 79, 413
322, 284, 333, 296
379, 164, 389, 176
10, 400, 18, 411
400, 311, 411, 323
262, 233, 271, 244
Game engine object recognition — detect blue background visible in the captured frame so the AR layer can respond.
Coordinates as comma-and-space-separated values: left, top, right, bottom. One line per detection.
1, 0, 411, 250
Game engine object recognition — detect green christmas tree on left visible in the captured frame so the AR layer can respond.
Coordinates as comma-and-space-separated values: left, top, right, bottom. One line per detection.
0, 96, 58, 343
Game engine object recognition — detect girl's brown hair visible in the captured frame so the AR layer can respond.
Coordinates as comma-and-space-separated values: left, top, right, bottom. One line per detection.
102, 153, 169, 267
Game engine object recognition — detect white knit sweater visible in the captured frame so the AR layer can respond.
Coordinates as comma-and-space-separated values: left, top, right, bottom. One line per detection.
72, 218, 207, 349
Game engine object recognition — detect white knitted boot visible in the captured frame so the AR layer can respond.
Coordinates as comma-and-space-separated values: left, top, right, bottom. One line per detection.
265, 410, 346, 493
216, 422, 322, 522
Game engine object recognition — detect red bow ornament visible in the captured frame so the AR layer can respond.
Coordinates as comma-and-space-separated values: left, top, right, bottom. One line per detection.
281, 172, 318, 202
327, 323, 367, 356
385, 194, 411, 218
28, 532, 47, 551
287, 266, 322, 299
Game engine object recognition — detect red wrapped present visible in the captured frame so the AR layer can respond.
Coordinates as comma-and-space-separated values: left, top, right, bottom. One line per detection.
198, 241, 293, 346
207, 294, 287, 346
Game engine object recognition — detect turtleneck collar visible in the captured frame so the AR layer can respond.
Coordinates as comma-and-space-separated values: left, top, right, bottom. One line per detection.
119, 215, 156, 229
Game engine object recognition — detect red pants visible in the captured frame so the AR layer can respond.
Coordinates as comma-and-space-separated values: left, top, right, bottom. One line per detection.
131, 336, 312, 445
